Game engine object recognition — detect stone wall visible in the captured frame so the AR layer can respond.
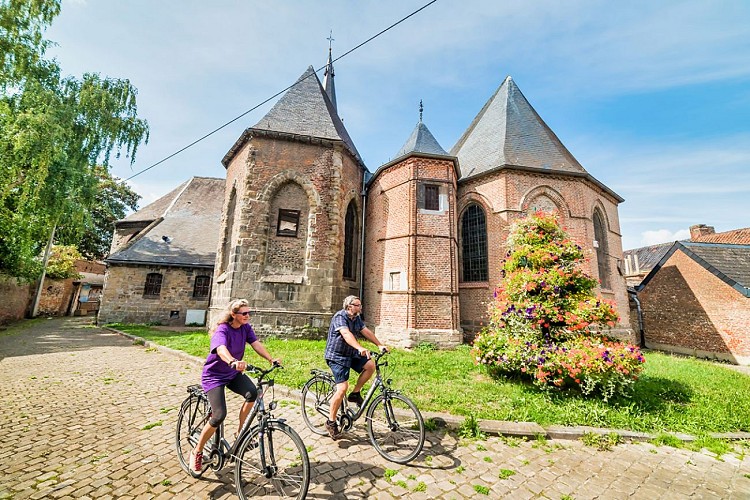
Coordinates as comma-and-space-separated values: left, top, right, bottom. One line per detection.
639, 249, 750, 365
99, 264, 213, 326
210, 133, 364, 332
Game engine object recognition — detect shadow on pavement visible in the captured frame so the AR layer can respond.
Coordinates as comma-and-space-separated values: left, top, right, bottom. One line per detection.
0, 317, 131, 362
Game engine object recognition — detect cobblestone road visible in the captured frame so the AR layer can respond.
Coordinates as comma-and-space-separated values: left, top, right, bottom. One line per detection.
1, 318, 748, 499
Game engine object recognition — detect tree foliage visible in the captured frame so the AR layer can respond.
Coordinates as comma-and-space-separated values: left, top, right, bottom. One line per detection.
472, 211, 645, 401
0, 0, 148, 277
45, 244, 81, 279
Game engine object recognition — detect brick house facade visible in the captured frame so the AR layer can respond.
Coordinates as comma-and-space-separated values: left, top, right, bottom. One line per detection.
209, 59, 632, 346
635, 228, 750, 365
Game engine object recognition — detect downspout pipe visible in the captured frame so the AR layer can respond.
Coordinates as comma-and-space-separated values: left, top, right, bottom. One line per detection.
358, 174, 367, 302
631, 290, 646, 348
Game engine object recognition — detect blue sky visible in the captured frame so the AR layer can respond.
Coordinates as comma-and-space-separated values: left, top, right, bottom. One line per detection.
46, 0, 750, 250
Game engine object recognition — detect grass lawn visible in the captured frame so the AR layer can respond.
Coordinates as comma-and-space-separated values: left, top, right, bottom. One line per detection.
109, 324, 750, 436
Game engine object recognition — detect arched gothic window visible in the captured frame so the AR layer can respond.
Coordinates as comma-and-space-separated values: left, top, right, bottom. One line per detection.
461, 204, 488, 282
343, 201, 357, 280
593, 210, 610, 289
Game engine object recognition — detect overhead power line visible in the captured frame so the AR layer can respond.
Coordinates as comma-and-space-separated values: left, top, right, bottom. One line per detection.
126, 0, 439, 181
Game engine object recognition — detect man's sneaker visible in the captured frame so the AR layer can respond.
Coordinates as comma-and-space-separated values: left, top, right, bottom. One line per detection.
325, 420, 341, 440
189, 449, 203, 476
347, 391, 364, 406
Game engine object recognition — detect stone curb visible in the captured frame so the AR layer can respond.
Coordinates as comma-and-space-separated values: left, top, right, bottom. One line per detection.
104, 326, 750, 444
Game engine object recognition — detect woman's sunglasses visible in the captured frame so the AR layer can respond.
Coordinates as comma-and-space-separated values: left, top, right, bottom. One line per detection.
235, 311, 251, 316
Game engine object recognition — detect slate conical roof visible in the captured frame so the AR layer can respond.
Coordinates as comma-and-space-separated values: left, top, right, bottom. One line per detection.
395, 121, 449, 158
250, 66, 361, 164
451, 76, 587, 180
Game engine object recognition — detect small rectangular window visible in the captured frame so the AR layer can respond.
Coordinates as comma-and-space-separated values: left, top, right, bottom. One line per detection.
424, 184, 440, 211
193, 275, 211, 298
277, 209, 300, 237
144, 273, 163, 297
389, 271, 401, 291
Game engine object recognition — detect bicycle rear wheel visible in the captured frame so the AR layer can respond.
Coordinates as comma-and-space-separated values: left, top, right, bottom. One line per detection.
234, 421, 310, 499
175, 394, 215, 475
366, 393, 425, 464
300, 375, 335, 435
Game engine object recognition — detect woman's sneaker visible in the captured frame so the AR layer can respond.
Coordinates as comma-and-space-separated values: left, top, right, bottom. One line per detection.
189, 449, 203, 476
325, 420, 341, 440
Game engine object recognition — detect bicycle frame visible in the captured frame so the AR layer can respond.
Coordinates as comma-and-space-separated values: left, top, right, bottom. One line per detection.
197, 365, 282, 472
329, 350, 394, 422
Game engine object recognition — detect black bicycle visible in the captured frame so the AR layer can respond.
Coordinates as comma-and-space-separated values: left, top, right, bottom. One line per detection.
176, 363, 310, 499
300, 350, 425, 464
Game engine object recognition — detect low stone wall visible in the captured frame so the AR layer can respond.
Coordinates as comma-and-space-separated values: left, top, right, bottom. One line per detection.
0, 275, 33, 325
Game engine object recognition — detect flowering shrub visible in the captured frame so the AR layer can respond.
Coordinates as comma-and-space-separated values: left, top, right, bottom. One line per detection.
473, 211, 645, 400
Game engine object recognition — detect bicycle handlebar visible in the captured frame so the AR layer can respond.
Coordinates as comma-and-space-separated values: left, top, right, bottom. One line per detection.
244, 361, 283, 384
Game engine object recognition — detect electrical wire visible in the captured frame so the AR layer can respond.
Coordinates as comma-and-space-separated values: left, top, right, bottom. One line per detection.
125, 0, 439, 181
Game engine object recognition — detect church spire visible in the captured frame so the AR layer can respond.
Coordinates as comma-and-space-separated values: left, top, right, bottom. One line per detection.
323, 31, 337, 111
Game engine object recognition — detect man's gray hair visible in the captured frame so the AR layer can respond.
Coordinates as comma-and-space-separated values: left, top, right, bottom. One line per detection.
343, 295, 360, 309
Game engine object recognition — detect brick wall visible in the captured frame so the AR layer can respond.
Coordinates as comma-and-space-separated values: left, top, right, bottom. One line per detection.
98, 264, 212, 325
639, 249, 750, 364
457, 168, 633, 341
0, 274, 33, 325
364, 156, 461, 348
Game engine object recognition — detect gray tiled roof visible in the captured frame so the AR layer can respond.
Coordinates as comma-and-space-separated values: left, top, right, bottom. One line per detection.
250, 66, 362, 165
451, 76, 587, 180
639, 241, 750, 297
122, 180, 189, 222
395, 121, 449, 158
623, 241, 675, 274
682, 242, 750, 295
107, 177, 224, 268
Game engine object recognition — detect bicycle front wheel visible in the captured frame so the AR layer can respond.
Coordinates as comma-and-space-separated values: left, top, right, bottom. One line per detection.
366, 393, 425, 464
235, 420, 310, 499
175, 394, 214, 475
301, 375, 335, 435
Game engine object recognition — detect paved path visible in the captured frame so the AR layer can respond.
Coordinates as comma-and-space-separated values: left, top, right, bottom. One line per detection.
1, 318, 749, 499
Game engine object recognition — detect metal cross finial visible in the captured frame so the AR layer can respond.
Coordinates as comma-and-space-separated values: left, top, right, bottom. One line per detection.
327, 30, 334, 50
419, 100, 423, 122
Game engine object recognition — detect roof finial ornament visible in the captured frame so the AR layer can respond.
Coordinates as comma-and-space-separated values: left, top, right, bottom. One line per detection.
323, 30, 337, 111
419, 99, 423, 123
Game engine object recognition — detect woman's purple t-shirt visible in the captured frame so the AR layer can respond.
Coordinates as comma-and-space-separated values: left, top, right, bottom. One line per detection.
201, 322, 258, 392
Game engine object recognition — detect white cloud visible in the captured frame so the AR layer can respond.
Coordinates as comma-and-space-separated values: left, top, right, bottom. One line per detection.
640, 229, 691, 246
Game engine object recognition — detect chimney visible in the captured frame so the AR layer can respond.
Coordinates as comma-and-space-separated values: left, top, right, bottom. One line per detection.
690, 224, 715, 241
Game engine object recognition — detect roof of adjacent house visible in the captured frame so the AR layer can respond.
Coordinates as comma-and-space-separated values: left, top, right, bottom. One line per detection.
107, 177, 224, 268
639, 241, 750, 297
623, 241, 675, 275
693, 227, 750, 245
222, 66, 363, 167
449, 76, 623, 202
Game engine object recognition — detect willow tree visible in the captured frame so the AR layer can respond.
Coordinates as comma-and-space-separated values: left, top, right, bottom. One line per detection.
0, 0, 149, 278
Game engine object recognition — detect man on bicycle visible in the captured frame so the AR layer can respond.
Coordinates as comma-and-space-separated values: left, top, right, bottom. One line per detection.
324, 295, 387, 439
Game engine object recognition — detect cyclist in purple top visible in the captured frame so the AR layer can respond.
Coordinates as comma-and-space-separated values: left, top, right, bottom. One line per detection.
324, 295, 387, 439
189, 299, 280, 476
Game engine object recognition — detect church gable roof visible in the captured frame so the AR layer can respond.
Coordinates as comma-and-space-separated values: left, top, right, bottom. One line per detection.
451, 76, 587, 180
108, 177, 225, 268
395, 121, 449, 158
247, 66, 362, 165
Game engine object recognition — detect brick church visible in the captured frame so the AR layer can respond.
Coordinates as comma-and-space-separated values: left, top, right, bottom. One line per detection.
209, 51, 632, 347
